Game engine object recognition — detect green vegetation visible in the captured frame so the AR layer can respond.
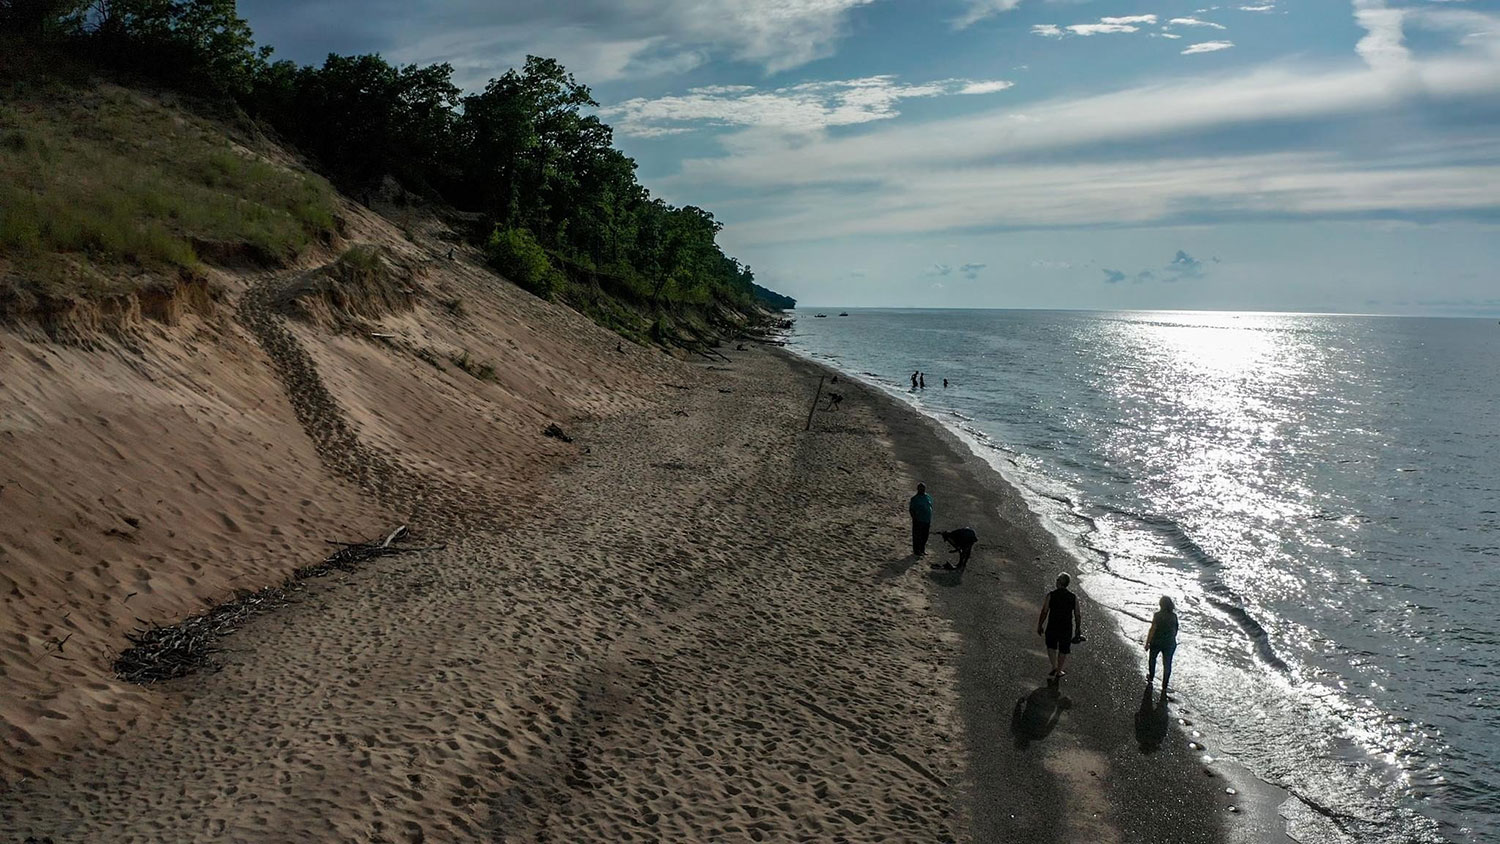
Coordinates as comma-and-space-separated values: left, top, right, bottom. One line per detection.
1, 1, 794, 330
0, 84, 337, 305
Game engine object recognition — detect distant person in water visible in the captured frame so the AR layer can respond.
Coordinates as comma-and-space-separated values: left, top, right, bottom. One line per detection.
936, 527, 977, 570
943, 378, 948, 388
1037, 573, 1082, 678
908, 483, 934, 557
919, 372, 926, 390
1145, 596, 1179, 691
911, 371, 919, 391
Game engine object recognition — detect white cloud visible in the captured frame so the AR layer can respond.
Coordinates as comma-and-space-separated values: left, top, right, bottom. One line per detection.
1160, 32, 1184, 39
1033, 14, 1160, 38
1182, 40, 1235, 53
1169, 17, 1228, 29
1069, 23, 1143, 35
378, 0, 876, 86
1240, 4, 1275, 11
602, 75, 1015, 136
961, 80, 1017, 94
663, 26, 1500, 244
1352, 0, 1413, 75
954, 0, 1026, 29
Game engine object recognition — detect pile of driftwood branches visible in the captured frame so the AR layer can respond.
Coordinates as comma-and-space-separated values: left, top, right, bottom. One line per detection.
114, 527, 432, 685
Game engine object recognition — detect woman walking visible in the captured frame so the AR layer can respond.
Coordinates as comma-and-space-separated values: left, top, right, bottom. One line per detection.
1145, 596, 1179, 692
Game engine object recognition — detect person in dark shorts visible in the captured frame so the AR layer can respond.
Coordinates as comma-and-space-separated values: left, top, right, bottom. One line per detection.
1036, 573, 1081, 678
908, 483, 933, 556
936, 527, 977, 570
1145, 595, 1179, 691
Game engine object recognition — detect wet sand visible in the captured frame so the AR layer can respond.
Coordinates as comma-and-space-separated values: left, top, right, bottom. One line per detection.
0, 344, 1262, 842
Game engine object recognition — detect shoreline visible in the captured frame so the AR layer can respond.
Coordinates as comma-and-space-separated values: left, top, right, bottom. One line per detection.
776, 345, 1296, 843
3, 342, 1283, 842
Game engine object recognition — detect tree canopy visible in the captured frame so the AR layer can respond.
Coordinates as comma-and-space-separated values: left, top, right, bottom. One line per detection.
1, 2, 794, 312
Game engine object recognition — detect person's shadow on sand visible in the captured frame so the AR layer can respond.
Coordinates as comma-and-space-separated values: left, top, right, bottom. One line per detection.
1011, 683, 1071, 749
879, 556, 920, 580
925, 564, 964, 587
1135, 686, 1170, 753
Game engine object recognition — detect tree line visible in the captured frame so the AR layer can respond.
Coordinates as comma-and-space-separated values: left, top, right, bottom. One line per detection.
1, 0, 786, 310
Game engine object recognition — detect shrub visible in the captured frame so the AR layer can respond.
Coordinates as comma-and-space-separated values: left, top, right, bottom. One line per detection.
484, 226, 565, 300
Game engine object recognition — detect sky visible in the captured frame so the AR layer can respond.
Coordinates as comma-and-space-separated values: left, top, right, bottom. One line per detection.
239, 0, 1500, 314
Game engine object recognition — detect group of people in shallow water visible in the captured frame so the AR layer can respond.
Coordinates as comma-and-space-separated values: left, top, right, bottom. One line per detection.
907, 482, 1180, 690
909, 371, 949, 391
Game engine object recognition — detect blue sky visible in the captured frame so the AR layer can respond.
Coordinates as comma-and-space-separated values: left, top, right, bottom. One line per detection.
240, 0, 1500, 314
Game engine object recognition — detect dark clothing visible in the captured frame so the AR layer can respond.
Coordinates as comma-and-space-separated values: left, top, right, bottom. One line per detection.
908, 493, 933, 524
1045, 630, 1073, 654
942, 527, 977, 568
912, 521, 930, 556
1044, 588, 1077, 641
1149, 644, 1176, 685
1149, 609, 1179, 648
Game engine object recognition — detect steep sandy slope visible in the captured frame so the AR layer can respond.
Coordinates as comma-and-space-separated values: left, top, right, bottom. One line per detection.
1, 165, 697, 783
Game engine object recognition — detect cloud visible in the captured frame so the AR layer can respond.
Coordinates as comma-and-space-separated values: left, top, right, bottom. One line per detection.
1032, 15, 1159, 38
1165, 250, 1205, 280
1169, 17, 1227, 29
243, 0, 876, 86
928, 264, 954, 276
1100, 251, 1207, 284
1182, 40, 1235, 54
1353, 0, 1413, 75
1069, 24, 1144, 35
1239, 4, 1276, 11
960, 262, 988, 279
664, 9, 1500, 244
602, 75, 1014, 137
954, 0, 1026, 29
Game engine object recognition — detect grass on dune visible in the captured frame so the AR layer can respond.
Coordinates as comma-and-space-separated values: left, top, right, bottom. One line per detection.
0, 84, 337, 304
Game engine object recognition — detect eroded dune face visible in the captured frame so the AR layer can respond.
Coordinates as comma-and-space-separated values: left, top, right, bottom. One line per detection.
0, 195, 688, 782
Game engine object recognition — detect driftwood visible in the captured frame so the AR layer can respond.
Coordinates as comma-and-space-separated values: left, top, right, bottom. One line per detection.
113, 527, 433, 685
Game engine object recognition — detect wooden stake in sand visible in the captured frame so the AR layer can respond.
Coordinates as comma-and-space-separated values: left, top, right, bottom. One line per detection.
805, 375, 827, 431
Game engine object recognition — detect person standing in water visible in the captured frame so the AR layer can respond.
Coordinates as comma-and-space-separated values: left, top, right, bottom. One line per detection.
919, 372, 926, 390
908, 483, 933, 557
1145, 596, 1179, 691
911, 371, 919, 391
942, 378, 948, 388
1037, 573, 1082, 678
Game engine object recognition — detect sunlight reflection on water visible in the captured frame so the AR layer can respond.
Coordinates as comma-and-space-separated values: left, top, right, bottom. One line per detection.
791, 309, 1499, 844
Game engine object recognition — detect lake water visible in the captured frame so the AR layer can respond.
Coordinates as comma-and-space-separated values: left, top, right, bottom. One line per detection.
787, 309, 1499, 844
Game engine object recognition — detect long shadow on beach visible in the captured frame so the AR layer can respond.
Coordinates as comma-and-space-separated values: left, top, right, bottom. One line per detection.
925, 564, 964, 588
1134, 686, 1171, 753
878, 555, 920, 580
1010, 682, 1072, 749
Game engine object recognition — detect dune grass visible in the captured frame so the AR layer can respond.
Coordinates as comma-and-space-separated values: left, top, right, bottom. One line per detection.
0, 84, 337, 304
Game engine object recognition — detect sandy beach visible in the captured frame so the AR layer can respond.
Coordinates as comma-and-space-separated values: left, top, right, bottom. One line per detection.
2, 343, 1266, 842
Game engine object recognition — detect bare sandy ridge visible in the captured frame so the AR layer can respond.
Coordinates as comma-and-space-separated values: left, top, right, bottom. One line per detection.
0, 197, 685, 785
1, 346, 969, 842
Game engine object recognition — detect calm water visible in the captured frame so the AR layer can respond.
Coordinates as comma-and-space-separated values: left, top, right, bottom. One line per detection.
788, 309, 1499, 844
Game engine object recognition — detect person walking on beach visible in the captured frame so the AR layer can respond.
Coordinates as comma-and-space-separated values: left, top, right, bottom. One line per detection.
1145, 596, 1179, 692
1037, 573, 1082, 678
936, 527, 977, 570
908, 483, 934, 557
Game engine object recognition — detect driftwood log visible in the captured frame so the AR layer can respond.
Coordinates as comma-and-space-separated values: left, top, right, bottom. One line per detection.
113, 527, 435, 684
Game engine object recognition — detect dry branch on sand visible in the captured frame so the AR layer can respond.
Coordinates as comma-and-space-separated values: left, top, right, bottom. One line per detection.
112, 527, 435, 685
